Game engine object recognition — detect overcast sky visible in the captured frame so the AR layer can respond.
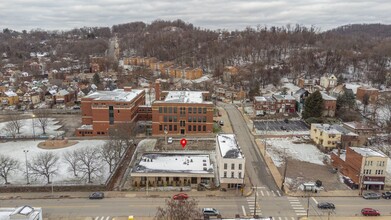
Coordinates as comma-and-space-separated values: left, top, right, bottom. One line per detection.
1, 0, 390, 32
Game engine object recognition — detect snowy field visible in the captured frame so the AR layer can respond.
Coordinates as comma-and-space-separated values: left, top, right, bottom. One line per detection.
0, 118, 64, 138
266, 138, 327, 167
0, 140, 107, 185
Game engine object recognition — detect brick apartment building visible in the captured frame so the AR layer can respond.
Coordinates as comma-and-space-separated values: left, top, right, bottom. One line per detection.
253, 94, 296, 116
76, 87, 145, 136
151, 80, 214, 136
321, 92, 337, 117
331, 147, 388, 190
356, 86, 379, 104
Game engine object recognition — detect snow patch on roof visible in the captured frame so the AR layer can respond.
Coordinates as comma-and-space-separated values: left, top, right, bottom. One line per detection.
217, 134, 243, 159
133, 153, 213, 174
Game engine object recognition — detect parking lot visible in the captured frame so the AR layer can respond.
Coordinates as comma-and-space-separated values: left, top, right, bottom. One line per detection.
254, 120, 308, 132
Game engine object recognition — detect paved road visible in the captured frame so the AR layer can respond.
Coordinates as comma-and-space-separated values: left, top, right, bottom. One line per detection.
220, 102, 279, 192
0, 197, 245, 219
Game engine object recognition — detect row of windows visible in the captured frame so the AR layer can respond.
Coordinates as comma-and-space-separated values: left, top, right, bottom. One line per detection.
163, 116, 207, 123
364, 169, 385, 175
365, 161, 386, 167
223, 171, 242, 178
223, 163, 243, 170
158, 125, 207, 132
158, 107, 208, 114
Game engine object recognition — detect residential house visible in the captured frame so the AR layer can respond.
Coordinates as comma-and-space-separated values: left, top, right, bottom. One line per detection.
44, 90, 56, 105
320, 74, 337, 89
272, 94, 296, 113
321, 92, 337, 117
216, 134, 245, 189
293, 88, 310, 112
223, 66, 239, 83
296, 76, 318, 91
55, 89, 71, 104
22, 92, 41, 105
356, 86, 379, 104
331, 147, 388, 190
310, 123, 360, 151
0, 90, 19, 105
253, 96, 276, 116
343, 122, 377, 146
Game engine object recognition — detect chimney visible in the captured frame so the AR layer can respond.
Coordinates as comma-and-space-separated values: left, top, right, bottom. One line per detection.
124, 86, 132, 92
155, 79, 161, 101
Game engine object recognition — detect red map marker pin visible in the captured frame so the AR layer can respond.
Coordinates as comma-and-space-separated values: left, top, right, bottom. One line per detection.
180, 138, 187, 149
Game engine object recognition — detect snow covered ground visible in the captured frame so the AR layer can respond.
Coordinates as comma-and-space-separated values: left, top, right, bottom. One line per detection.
0, 118, 64, 138
266, 138, 327, 167
0, 140, 107, 185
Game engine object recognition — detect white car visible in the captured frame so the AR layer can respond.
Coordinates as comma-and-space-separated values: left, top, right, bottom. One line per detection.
167, 137, 173, 144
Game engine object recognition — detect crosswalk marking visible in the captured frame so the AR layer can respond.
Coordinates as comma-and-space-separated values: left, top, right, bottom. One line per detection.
94, 217, 111, 220
242, 205, 246, 216
260, 190, 264, 196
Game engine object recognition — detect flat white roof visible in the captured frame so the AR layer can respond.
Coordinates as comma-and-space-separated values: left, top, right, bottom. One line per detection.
85, 89, 144, 102
132, 153, 214, 174
254, 96, 267, 102
162, 91, 211, 104
217, 134, 243, 159
350, 147, 387, 157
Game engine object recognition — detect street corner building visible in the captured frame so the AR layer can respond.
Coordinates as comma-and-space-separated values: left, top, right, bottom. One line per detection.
130, 153, 215, 188
216, 134, 245, 189
76, 87, 145, 136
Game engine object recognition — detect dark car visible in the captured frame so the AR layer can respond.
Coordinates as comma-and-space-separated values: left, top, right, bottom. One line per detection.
173, 193, 189, 200
361, 208, 380, 216
381, 191, 391, 199
317, 202, 335, 209
89, 192, 104, 199
363, 192, 381, 199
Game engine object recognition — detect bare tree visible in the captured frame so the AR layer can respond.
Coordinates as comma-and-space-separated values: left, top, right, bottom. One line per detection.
75, 147, 102, 183
100, 142, 117, 173
2, 121, 18, 139
33, 109, 50, 135
155, 198, 203, 220
29, 152, 59, 184
0, 154, 19, 184
7, 114, 24, 134
63, 150, 80, 177
108, 121, 138, 148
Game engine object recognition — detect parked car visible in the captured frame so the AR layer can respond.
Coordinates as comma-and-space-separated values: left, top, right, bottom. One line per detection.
317, 202, 335, 209
382, 191, 391, 199
202, 208, 220, 216
363, 192, 381, 199
219, 120, 224, 126
361, 208, 380, 216
89, 192, 104, 199
173, 193, 189, 200
167, 137, 173, 144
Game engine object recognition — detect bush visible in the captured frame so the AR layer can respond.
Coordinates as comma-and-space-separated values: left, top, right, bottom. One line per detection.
305, 117, 323, 124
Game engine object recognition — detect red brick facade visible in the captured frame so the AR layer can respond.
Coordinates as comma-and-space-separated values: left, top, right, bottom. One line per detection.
77, 88, 145, 136
356, 87, 379, 104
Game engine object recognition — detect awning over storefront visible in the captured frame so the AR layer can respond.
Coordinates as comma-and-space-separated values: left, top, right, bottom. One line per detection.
363, 181, 384, 185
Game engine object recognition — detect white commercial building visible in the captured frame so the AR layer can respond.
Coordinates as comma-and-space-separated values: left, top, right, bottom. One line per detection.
216, 134, 245, 189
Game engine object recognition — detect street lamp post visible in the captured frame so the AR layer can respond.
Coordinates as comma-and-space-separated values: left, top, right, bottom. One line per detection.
23, 150, 29, 184
32, 114, 36, 141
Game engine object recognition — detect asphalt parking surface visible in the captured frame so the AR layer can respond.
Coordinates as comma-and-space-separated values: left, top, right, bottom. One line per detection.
254, 120, 309, 132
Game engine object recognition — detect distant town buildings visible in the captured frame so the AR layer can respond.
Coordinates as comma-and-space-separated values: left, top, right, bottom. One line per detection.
253, 94, 296, 116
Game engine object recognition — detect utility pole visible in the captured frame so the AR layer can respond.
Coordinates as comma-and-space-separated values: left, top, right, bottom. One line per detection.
253, 185, 257, 217
23, 150, 29, 184
281, 149, 288, 191
306, 190, 310, 218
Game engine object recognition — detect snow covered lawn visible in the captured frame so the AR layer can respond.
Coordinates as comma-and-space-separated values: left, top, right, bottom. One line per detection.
266, 138, 327, 167
0, 118, 64, 137
0, 140, 107, 185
